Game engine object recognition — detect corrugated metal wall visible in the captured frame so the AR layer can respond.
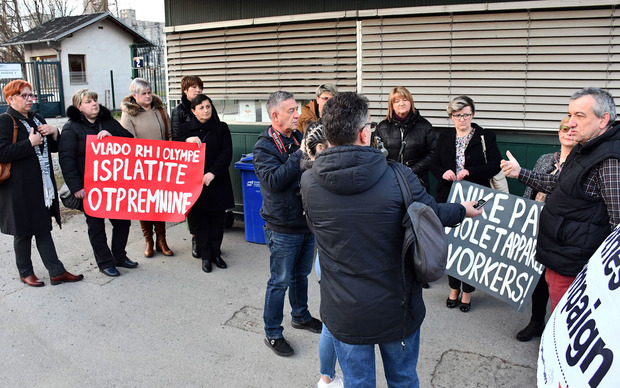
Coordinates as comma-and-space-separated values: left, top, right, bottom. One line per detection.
166, 4, 619, 132
164, 0, 511, 26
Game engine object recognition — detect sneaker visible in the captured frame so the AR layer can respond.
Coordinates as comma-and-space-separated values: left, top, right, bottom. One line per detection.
317, 373, 344, 388
264, 337, 294, 357
291, 317, 322, 333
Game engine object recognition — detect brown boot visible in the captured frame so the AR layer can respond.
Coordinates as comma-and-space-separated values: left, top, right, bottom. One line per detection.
154, 222, 174, 256
141, 220, 155, 257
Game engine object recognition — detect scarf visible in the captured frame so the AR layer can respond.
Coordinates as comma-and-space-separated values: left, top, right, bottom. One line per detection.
19, 116, 55, 208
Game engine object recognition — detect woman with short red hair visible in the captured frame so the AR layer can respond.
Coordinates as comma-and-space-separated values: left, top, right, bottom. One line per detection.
0, 79, 83, 287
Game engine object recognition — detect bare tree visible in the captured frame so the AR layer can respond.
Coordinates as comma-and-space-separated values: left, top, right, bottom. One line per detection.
0, 0, 78, 62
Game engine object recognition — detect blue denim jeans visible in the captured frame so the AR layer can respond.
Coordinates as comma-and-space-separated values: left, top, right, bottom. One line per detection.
263, 227, 315, 339
332, 329, 421, 388
319, 324, 338, 379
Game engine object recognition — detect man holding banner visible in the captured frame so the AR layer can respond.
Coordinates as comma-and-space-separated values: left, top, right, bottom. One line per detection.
502, 87, 620, 311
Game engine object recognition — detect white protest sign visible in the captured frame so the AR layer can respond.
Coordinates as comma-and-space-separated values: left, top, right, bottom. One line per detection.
445, 181, 544, 311
0, 63, 22, 79
538, 224, 620, 388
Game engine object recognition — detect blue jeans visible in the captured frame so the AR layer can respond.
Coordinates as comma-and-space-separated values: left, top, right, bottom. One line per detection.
263, 228, 315, 339
320, 324, 338, 379
332, 329, 421, 388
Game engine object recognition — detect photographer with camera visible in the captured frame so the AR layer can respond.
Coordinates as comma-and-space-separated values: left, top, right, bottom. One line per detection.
253, 91, 322, 357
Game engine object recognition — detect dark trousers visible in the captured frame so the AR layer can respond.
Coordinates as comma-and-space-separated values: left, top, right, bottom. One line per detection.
189, 210, 225, 261
448, 275, 475, 293
14, 232, 65, 278
530, 269, 549, 322
85, 214, 131, 269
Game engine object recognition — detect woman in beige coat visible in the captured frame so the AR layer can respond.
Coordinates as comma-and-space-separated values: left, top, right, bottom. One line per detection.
120, 78, 174, 257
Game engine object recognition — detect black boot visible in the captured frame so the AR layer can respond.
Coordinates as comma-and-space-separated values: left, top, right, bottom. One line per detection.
516, 319, 545, 342
202, 259, 212, 273
192, 235, 200, 259
213, 256, 227, 269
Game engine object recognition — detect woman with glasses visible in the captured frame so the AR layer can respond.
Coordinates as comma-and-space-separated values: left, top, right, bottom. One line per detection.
375, 87, 436, 192
430, 95, 501, 312
515, 117, 577, 341
0, 80, 83, 287
298, 84, 338, 133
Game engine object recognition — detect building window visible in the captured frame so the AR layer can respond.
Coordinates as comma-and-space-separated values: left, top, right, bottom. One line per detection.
68, 54, 86, 84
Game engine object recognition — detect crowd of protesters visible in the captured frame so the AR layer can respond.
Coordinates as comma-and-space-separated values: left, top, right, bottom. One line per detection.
1, 75, 618, 388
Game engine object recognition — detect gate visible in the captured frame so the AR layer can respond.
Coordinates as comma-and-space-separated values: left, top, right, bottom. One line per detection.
130, 43, 166, 104
0, 61, 64, 117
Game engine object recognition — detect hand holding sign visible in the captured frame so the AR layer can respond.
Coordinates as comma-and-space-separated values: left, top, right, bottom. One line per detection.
501, 150, 521, 178
442, 169, 457, 181
84, 136, 206, 222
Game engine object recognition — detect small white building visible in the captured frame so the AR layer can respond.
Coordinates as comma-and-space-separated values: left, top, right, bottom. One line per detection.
2, 12, 152, 112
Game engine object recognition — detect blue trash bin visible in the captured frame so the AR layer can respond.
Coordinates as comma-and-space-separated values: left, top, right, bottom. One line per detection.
234, 154, 266, 244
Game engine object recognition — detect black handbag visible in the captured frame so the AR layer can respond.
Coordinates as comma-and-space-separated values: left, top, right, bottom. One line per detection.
59, 183, 84, 211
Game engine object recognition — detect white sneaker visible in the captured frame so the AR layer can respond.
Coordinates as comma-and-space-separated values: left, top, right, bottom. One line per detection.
316, 373, 343, 388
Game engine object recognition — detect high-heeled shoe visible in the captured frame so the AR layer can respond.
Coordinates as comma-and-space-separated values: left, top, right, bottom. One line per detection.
446, 293, 460, 308
459, 300, 471, 312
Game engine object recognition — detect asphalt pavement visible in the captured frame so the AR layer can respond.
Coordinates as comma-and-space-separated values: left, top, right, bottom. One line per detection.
0, 211, 540, 387
1, 118, 539, 387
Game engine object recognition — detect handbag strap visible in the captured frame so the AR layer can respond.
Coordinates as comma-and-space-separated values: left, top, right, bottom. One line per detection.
9, 115, 18, 144
388, 160, 413, 207
158, 107, 170, 140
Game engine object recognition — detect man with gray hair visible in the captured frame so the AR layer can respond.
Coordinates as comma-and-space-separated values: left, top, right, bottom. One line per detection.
253, 91, 321, 357
502, 87, 620, 312
298, 83, 338, 133
301, 92, 480, 386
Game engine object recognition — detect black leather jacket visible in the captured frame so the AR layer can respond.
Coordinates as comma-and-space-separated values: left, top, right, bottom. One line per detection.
375, 110, 436, 190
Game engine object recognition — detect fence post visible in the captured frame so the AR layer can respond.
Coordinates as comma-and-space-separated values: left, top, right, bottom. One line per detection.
110, 70, 116, 113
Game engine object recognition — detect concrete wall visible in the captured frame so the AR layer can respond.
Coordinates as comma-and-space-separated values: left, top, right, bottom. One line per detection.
25, 18, 136, 112
59, 19, 134, 111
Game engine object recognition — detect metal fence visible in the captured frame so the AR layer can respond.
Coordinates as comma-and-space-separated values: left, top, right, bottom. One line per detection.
0, 61, 64, 117
130, 43, 167, 104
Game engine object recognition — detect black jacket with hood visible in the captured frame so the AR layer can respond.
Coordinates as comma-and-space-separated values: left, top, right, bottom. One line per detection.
301, 145, 465, 345
58, 104, 133, 194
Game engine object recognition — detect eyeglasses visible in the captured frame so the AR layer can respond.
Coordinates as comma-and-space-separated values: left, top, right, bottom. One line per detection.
451, 113, 472, 121
14, 93, 35, 100
360, 122, 377, 132
559, 125, 570, 132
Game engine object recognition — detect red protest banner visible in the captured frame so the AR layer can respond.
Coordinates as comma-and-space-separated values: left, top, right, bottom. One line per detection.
83, 135, 205, 222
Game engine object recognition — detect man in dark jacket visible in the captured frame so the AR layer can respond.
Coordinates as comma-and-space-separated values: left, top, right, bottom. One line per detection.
253, 91, 322, 357
301, 92, 481, 387
502, 87, 620, 312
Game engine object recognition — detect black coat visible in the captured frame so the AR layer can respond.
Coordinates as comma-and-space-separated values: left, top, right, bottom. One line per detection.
252, 127, 308, 232
58, 105, 133, 194
178, 115, 234, 212
0, 106, 61, 235
430, 123, 501, 203
375, 110, 436, 190
301, 145, 465, 345
171, 94, 191, 141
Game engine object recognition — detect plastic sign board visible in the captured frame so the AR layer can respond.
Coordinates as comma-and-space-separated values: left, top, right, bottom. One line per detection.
0, 63, 23, 78
133, 56, 144, 69
445, 181, 544, 311
537, 223, 620, 388
83, 135, 205, 222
